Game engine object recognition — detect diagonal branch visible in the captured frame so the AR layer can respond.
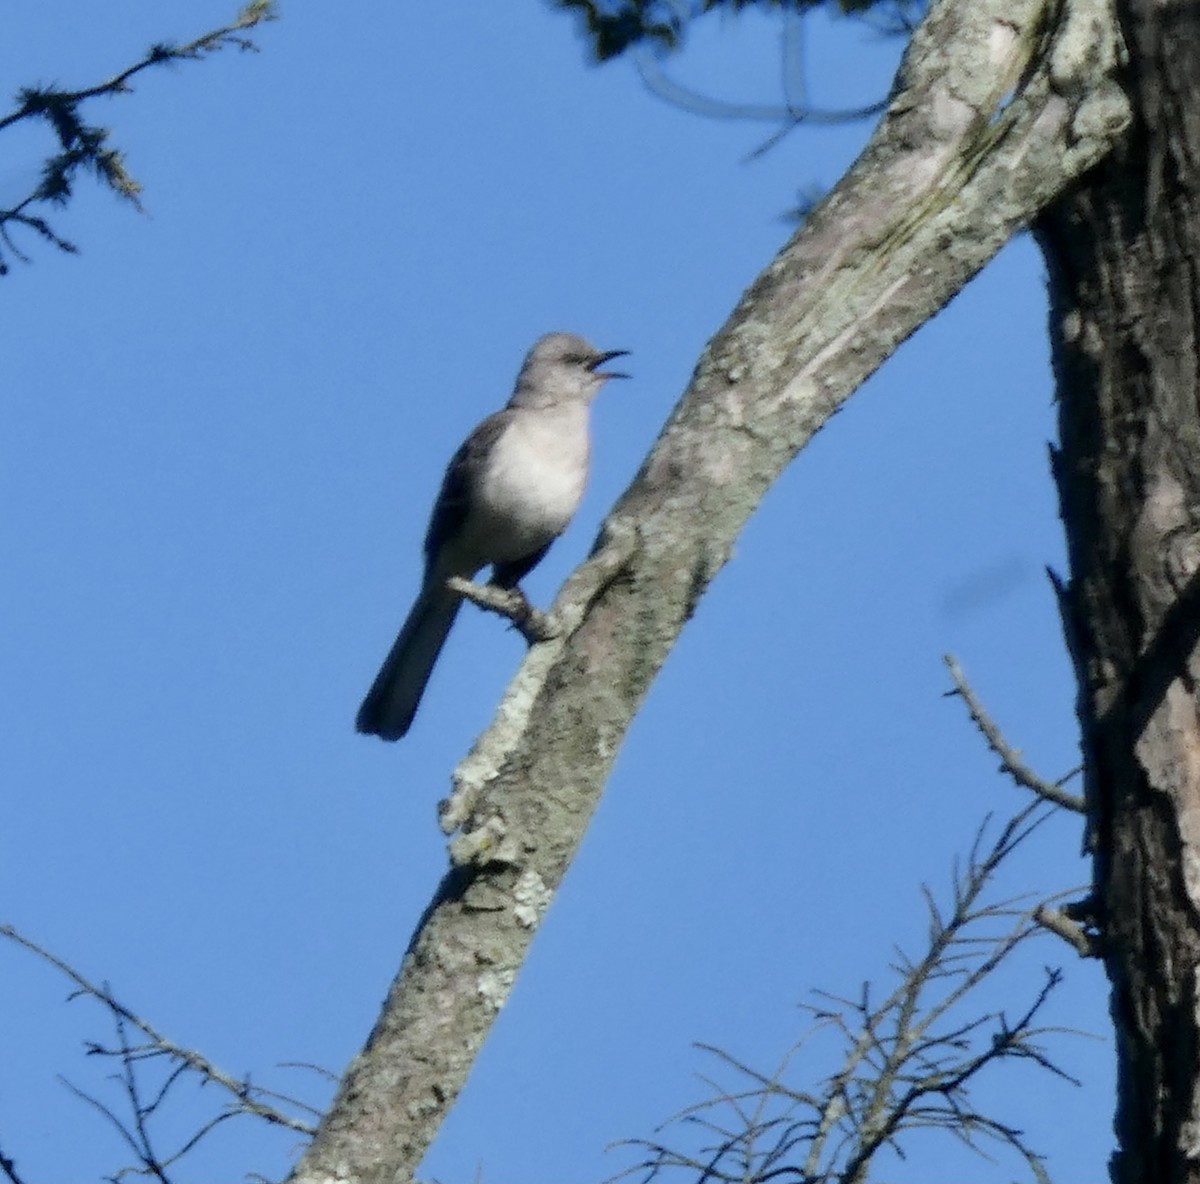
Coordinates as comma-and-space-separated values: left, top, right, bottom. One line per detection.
943, 655, 1086, 812
0, 922, 315, 1138
290, 0, 1129, 1178
0, 1141, 28, 1184
610, 804, 1083, 1184
0, 1, 275, 138
0, 1, 277, 273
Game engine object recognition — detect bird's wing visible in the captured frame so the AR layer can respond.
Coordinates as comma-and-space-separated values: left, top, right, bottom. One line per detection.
423, 410, 512, 570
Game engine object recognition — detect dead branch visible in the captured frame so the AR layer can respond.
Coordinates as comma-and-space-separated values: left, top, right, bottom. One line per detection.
611, 804, 1083, 1184
0, 921, 317, 1181
943, 655, 1086, 812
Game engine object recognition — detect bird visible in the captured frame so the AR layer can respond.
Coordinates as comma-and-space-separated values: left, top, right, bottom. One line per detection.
356, 331, 629, 741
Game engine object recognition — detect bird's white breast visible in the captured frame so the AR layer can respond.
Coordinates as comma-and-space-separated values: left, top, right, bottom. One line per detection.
468, 404, 590, 564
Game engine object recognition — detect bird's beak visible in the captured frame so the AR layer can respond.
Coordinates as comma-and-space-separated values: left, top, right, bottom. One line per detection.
589, 349, 631, 380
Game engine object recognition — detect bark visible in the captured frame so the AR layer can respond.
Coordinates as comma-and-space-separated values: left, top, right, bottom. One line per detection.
1035, 1, 1200, 1178
289, 0, 1128, 1178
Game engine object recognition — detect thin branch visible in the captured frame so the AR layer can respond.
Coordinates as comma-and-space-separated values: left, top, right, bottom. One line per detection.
445, 576, 559, 643
58, 1074, 148, 1166
0, 1, 275, 135
0, 1, 277, 272
633, 49, 887, 128
0, 1142, 29, 1184
0, 922, 315, 1137
611, 802, 1084, 1184
278, 1061, 341, 1085
943, 655, 1086, 812
1035, 903, 1100, 957
623, 0, 898, 161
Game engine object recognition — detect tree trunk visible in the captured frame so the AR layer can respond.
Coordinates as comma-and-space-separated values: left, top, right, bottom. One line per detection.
1036, 1, 1200, 1178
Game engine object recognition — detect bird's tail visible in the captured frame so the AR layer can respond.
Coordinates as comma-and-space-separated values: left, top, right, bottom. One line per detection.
356, 581, 463, 740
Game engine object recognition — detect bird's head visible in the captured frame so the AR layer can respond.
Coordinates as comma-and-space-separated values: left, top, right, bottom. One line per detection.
511, 332, 629, 408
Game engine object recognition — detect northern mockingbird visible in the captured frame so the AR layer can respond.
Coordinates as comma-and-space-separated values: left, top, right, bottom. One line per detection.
356, 331, 628, 741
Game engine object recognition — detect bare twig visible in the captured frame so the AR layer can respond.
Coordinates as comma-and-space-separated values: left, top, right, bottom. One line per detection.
1, 920, 319, 1180
278, 1060, 342, 1084
1, 922, 315, 1136
633, 50, 887, 133
576, 2, 897, 161
943, 655, 1086, 812
0, 1141, 29, 1184
611, 803, 1084, 1184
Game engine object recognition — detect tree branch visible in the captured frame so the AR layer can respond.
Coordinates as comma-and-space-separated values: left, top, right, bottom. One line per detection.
1036, 903, 1101, 957
290, 0, 1129, 1177
445, 576, 559, 643
943, 655, 1086, 812
0, 923, 316, 1140
611, 805, 1083, 1184
0, 1, 277, 274
0, 1141, 28, 1184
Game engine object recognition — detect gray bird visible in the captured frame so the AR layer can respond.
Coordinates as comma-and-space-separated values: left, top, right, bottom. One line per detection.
356, 332, 628, 741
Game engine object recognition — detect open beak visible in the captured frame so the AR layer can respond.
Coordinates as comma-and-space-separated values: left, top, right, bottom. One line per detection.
589, 348, 631, 380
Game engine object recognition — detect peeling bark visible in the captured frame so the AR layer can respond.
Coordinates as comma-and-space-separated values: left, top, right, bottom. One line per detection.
1036, 0, 1200, 1176
289, 0, 1128, 1178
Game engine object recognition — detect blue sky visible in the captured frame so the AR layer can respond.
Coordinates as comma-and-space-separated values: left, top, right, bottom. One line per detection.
2, 4, 1109, 1182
